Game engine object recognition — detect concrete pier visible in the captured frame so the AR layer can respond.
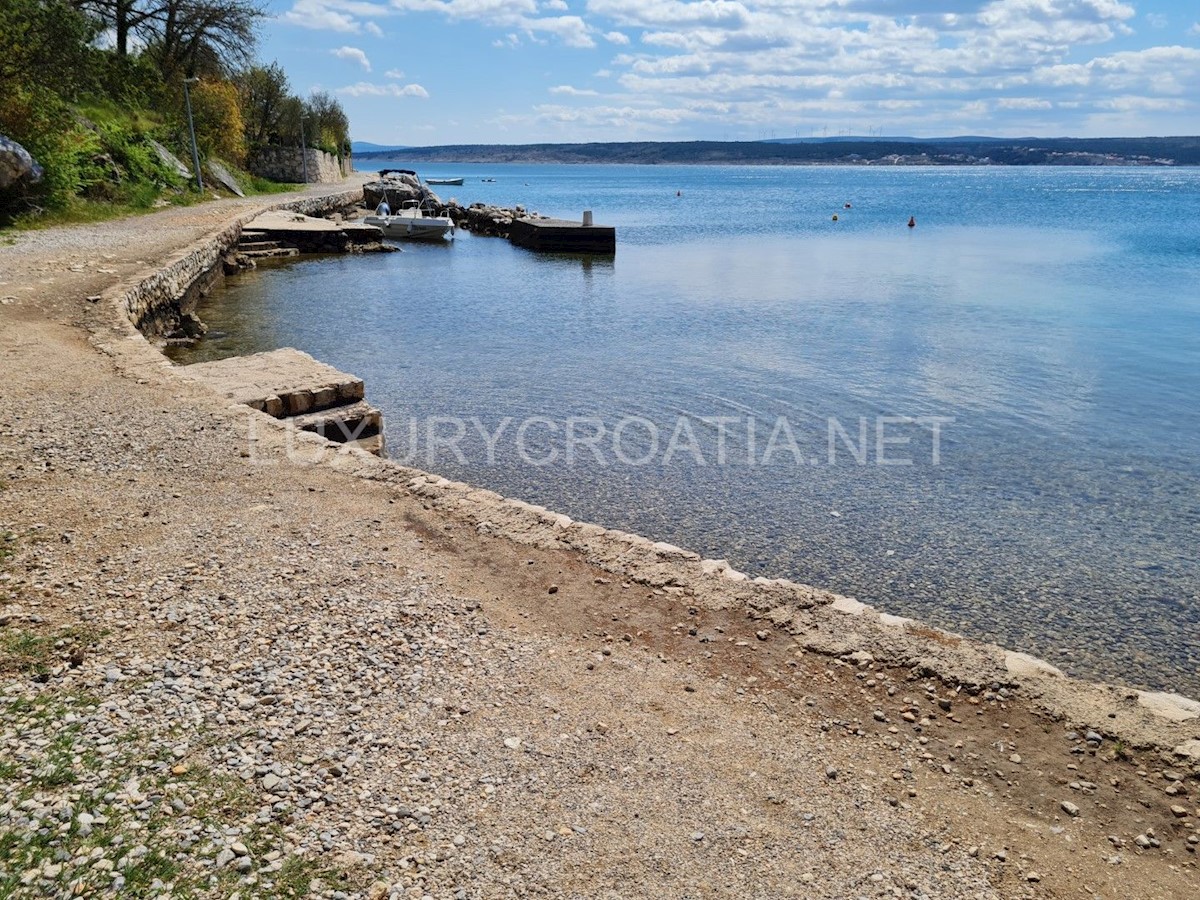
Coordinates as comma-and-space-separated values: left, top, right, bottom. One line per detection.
237, 210, 387, 256
508, 217, 616, 254
177, 348, 385, 455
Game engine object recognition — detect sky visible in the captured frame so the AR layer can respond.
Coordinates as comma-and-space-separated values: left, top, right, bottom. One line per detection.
258, 0, 1200, 144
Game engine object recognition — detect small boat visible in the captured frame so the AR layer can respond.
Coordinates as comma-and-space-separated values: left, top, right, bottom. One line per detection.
426, 177, 464, 186
481, 178, 496, 183
364, 200, 455, 242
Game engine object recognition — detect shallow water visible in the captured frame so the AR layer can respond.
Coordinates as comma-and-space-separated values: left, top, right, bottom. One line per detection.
171, 164, 1200, 694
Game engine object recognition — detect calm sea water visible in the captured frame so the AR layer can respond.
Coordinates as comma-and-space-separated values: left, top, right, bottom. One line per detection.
171, 163, 1200, 693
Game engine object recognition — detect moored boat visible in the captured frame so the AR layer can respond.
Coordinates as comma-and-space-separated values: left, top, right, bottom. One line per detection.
363, 200, 455, 242
426, 177, 464, 186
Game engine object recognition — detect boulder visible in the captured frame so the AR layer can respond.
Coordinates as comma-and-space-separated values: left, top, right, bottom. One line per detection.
0, 135, 44, 189
207, 158, 245, 197
362, 169, 442, 211
149, 139, 191, 179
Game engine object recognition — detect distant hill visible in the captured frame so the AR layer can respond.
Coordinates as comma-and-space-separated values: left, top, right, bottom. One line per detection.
351, 141, 410, 154
355, 137, 1200, 166
763, 135, 1024, 144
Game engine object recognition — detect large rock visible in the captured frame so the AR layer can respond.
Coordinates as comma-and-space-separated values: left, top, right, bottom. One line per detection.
362, 169, 442, 211
149, 139, 191, 179
207, 158, 244, 197
0, 135, 44, 189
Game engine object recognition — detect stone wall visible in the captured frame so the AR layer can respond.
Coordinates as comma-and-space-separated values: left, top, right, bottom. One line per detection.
248, 147, 346, 184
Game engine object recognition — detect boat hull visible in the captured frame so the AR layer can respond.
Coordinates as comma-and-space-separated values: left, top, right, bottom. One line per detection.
363, 214, 454, 242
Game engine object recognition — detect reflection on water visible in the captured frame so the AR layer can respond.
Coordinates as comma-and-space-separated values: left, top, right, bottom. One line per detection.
171, 165, 1200, 694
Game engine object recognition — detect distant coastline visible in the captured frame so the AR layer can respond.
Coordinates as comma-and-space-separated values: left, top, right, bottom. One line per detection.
355, 136, 1200, 167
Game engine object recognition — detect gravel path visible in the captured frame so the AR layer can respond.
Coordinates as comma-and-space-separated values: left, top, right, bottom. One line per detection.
0, 190, 1197, 898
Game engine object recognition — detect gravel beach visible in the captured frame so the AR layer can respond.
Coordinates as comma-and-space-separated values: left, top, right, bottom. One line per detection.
0, 186, 1198, 898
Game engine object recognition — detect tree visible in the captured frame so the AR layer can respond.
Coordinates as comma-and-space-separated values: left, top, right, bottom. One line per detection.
304, 91, 350, 156
72, 0, 264, 78
1, 0, 98, 91
152, 0, 264, 79
237, 62, 290, 149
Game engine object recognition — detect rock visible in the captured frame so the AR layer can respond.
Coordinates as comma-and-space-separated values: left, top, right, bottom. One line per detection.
216, 848, 236, 867
0, 135, 44, 189
262, 773, 281, 791
1169, 805, 1188, 818
1085, 730, 1104, 744
148, 139, 191, 179
1134, 834, 1152, 849
1173, 739, 1200, 762
825, 766, 838, 780
1136, 691, 1200, 723
503, 737, 521, 750
207, 159, 245, 197
1061, 801, 1081, 817
1025, 872, 1041, 882
1004, 651, 1064, 680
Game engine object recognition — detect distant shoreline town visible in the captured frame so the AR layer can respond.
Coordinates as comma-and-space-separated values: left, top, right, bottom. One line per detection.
354, 136, 1200, 167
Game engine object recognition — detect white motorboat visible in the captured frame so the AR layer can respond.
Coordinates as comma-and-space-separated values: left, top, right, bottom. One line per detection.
364, 200, 455, 242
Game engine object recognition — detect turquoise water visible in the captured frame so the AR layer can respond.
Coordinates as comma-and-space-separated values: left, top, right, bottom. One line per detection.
172, 164, 1200, 693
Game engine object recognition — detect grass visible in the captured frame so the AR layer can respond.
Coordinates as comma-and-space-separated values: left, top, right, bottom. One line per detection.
0, 625, 106, 676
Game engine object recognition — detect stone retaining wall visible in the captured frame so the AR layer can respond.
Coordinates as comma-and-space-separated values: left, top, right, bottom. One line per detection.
249, 147, 347, 184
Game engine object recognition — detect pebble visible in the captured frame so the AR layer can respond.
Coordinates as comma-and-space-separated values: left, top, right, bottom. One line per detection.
1060, 801, 1081, 817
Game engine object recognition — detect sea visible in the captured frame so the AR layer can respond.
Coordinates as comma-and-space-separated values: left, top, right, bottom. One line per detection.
169, 162, 1200, 695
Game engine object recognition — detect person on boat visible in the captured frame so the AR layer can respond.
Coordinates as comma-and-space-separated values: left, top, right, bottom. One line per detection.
907, 215, 916, 228
377, 199, 391, 216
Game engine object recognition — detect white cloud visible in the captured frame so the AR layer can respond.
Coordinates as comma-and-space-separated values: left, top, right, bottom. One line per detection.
377, 0, 1198, 135
365, 21, 384, 35
337, 81, 430, 97
332, 45, 372, 70
384, 68, 406, 78
524, 15, 594, 46
549, 84, 600, 95
1145, 13, 1167, 29
280, 0, 391, 33
997, 97, 1053, 110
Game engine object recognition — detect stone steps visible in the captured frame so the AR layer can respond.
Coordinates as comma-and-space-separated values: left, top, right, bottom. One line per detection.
176, 349, 384, 456
238, 247, 301, 260
291, 399, 383, 442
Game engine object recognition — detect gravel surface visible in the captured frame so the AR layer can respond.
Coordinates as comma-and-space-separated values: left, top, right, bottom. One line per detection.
0, 190, 1197, 898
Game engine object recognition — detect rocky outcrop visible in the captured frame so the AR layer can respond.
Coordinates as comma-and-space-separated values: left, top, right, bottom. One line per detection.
149, 139, 191, 180
0, 135, 44, 189
206, 159, 244, 197
362, 170, 442, 211
445, 201, 548, 238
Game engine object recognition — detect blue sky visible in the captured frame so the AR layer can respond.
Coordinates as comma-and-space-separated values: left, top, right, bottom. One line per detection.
259, 0, 1200, 144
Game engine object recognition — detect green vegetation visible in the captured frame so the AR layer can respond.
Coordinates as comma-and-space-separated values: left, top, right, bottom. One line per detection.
0, 0, 351, 227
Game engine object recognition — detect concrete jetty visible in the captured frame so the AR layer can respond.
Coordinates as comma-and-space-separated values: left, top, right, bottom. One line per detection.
508, 216, 616, 254
236, 209, 388, 257
177, 348, 385, 455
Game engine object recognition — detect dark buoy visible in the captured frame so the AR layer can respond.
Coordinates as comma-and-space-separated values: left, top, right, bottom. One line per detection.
832, 213, 838, 221
844, 203, 852, 209
676, 190, 682, 197
907, 216, 916, 228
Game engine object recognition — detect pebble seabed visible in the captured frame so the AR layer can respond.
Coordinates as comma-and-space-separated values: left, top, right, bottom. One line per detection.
0, 188, 1198, 899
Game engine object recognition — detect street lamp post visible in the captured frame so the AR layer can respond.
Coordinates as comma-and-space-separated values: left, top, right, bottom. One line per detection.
183, 77, 203, 192
299, 116, 310, 183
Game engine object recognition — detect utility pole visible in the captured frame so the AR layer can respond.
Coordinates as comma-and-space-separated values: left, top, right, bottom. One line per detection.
299, 116, 310, 183
183, 77, 203, 191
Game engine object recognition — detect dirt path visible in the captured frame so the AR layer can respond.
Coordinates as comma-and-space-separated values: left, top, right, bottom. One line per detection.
0, 190, 1196, 899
